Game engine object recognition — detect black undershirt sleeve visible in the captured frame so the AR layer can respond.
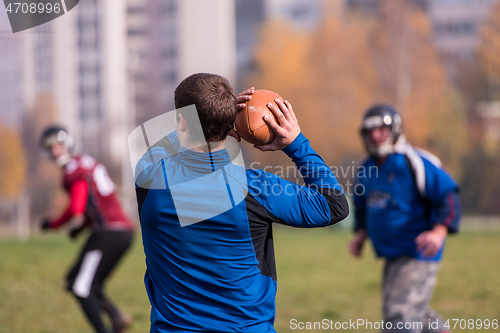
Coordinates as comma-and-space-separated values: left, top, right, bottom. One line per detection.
318, 188, 350, 226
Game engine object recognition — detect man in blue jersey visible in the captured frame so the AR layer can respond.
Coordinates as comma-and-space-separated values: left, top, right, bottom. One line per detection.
349, 104, 461, 333
134, 73, 349, 332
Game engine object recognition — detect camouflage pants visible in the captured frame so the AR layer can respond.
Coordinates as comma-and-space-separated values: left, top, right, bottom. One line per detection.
382, 257, 446, 333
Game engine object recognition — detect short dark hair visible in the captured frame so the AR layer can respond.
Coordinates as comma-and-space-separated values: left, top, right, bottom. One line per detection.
174, 73, 236, 144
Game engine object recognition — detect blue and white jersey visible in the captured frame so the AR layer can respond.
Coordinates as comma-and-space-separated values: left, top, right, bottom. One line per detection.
354, 143, 461, 261
135, 132, 349, 332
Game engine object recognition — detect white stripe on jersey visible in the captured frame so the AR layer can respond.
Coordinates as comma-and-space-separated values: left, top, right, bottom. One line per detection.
415, 148, 442, 168
73, 250, 103, 298
394, 143, 427, 198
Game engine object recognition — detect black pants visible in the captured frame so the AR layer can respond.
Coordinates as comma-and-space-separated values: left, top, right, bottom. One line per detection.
66, 230, 134, 333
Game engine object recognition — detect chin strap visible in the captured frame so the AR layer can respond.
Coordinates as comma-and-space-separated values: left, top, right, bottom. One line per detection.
392, 134, 406, 151
365, 134, 406, 158
56, 153, 71, 167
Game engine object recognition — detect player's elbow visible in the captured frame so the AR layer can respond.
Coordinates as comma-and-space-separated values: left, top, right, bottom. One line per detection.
328, 193, 349, 226
317, 188, 350, 226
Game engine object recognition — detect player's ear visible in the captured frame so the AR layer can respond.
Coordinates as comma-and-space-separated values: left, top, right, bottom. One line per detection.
177, 113, 188, 132
227, 129, 241, 142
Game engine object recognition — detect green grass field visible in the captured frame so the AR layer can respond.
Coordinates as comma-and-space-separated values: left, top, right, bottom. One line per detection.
0, 227, 499, 333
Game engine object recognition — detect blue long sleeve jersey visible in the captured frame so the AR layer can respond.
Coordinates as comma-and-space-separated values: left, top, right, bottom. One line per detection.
135, 132, 349, 332
353, 144, 461, 261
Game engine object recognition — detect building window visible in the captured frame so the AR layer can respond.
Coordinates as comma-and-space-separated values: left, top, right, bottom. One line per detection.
127, 28, 147, 36
289, 6, 309, 20
161, 47, 177, 59
127, 6, 145, 15
160, 25, 176, 38
163, 71, 177, 83
434, 21, 477, 36
160, 1, 176, 15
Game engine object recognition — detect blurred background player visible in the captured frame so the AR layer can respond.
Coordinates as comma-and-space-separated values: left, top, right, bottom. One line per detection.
349, 105, 461, 333
39, 125, 135, 333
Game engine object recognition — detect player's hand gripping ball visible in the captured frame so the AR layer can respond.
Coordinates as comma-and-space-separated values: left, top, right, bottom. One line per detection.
235, 90, 283, 145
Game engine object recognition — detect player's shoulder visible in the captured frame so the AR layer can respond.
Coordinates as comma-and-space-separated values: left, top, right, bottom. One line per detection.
64, 154, 97, 178
398, 144, 457, 185
414, 148, 442, 169
356, 154, 374, 168
394, 143, 443, 170
353, 155, 376, 184
148, 132, 180, 154
138, 133, 179, 170
245, 167, 277, 180
245, 168, 279, 189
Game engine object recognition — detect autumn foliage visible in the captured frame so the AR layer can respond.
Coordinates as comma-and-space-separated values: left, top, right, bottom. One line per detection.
479, 0, 500, 83
246, 0, 467, 181
0, 128, 26, 199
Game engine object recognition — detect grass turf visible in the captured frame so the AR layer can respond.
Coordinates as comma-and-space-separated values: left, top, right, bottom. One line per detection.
0, 227, 498, 332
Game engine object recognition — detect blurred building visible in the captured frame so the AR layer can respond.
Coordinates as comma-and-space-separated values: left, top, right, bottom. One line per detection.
16, 0, 130, 172
429, 0, 496, 81
477, 101, 500, 148
126, 0, 236, 125
429, 0, 495, 61
127, 0, 178, 125
235, 0, 332, 91
0, 0, 237, 195
346, 0, 427, 13
54, 0, 129, 167
235, 0, 265, 91
345, 0, 377, 14
346, 0, 496, 81
264, 0, 325, 31
0, 11, 25, 128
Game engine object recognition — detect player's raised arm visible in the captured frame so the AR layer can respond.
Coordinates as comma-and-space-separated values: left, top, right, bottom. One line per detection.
247, 98, 349, 228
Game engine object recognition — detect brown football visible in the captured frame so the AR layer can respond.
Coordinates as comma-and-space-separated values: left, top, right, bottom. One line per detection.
234, 90, 283, 145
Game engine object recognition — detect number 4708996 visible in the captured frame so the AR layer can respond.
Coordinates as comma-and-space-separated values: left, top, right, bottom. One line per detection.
444, 319, 498, 330
5, 2, 61, 14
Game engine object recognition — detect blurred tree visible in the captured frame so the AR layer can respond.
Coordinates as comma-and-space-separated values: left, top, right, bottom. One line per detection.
245, 19, 318, 175
247, 9, 376, 173
461, 145, 500, 214
457, 0, 500, 214
308, 9, 377, 164
426, 88, 468, 180
369, 0, 449, 148
0, 127, 26, 199
246, 0, 466, 188
21, 93, 60, 217
478, 0, 500, 100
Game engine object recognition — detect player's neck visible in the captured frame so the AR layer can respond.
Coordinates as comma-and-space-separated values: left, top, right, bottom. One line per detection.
184, 140, 226, 153
374, 156, 388, 166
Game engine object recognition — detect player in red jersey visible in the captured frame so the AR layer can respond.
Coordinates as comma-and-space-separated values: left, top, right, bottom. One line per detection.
39, 125, 135, 333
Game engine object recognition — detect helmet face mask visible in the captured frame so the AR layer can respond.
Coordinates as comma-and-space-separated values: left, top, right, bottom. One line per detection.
360, 104, 403, 158
39, 126, 74, 166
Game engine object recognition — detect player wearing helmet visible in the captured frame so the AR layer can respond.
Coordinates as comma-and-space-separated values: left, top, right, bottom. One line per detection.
39, 126, 135, 333
359, 104, 404, 157
350, 105, 461, 333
